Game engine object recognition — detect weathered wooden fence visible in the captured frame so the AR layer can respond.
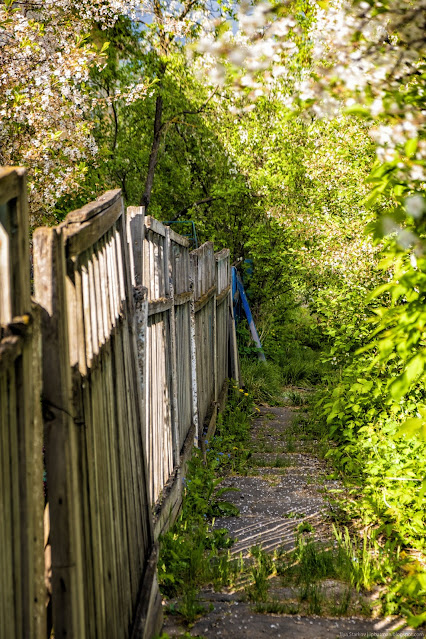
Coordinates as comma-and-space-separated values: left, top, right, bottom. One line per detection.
128, 210, 235, 532
141, 215, 198, 509
0, 168, 45, 639
33, 190, 160, 639
0, 168, 238, 639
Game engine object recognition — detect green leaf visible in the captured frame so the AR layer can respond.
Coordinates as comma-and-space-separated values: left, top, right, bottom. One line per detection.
366, 282, 392, 301
389, 353, 426, 401
405, 138, 418, 159
407, 611, 426, 628
362, 188, 380, 209
344, 105, 371, 118
393, 184, 406, 197
399, 418, 426, 440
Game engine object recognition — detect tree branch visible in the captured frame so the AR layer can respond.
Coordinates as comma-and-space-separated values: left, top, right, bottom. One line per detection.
172, 196, 222, 221
179, 0, 200, 21
163, 88, 218, 126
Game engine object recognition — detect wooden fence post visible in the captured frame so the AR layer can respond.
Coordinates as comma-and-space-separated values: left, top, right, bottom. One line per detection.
127, 206, 145, 287
190, 242, 218, 443
189, 278, 199, 447
228, 288, 241, 384
0, 167, 45, 639
33, 226, 86, 639
165, 226, 180, 466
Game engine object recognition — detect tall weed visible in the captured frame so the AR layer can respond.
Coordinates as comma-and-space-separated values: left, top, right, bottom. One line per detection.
240, 359, 284, 405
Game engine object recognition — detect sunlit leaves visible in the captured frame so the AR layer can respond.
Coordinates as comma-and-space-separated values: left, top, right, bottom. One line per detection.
389, 353, 426, 402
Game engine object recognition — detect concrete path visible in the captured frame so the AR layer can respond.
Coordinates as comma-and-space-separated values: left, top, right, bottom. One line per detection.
215, 406, 330, 557
162, 405, 425, 639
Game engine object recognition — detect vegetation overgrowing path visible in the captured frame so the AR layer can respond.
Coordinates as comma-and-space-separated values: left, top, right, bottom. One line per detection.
161, 398, 425, 639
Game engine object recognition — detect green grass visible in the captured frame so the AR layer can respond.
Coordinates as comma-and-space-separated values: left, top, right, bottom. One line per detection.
274, 526, 409, 617
271, 345, 325, 386
286, 436, 297, 452
158, 387, 254, 621
240, 359, 285, 405
246, 545, 275, 602
250, 455, 291, 469
283, 389, 310, 406
253, 601, 300, 615
243, 529, 379, 617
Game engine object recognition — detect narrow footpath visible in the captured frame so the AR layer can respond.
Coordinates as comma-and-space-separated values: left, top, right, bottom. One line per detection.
162, 403, 425, 639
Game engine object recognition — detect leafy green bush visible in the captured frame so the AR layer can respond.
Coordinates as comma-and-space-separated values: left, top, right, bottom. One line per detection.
310, 259, 426, 620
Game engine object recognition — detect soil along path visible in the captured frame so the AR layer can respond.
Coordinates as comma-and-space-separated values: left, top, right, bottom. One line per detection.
162, 405, 425, 639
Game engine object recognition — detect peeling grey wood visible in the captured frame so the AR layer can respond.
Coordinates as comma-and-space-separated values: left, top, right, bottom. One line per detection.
127, 206, 145, 287
189, 291, 199, 445
145, 215, 166, 238
33, 189, 157, 639
0, 167, 31, 326
148, 297, 173, 316
33, 225, 87, 639
64, 193, 123, 256
228, 288, 241, 385
133, 285, 149, 450
166, 228, 180, 466
0, 168, 45, 639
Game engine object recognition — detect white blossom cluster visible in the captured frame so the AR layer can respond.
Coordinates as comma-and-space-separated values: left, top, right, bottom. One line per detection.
0, 0, 139, 222
137, 0, 222, 51
308, 0, 426, 188
193, 2, 302, 102
198, 0, 425, 191
0, 0, 232, 221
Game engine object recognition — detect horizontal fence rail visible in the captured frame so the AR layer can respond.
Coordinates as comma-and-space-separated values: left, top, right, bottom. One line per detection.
0, 167, 239, 639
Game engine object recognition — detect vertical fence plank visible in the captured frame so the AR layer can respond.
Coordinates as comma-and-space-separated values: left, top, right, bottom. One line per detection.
190, 242, 218, 439
33, 226, 86, 639
166, 228, 179, 466
127, 206, 145, 288
215, 249, 232, 395
24, 306, 45, 639
0, 167, 45, 639
1, 366, 16, 639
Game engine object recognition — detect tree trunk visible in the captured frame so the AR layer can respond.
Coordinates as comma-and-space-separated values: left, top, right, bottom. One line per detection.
140, 94, 163, 209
